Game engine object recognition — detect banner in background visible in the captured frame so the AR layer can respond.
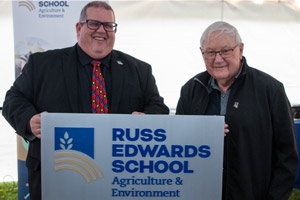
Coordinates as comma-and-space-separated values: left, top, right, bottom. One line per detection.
12, 1, 90, 199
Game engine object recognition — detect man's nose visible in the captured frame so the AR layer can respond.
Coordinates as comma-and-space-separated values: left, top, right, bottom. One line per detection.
96, 24, 106, 32
214, 52, 224, 61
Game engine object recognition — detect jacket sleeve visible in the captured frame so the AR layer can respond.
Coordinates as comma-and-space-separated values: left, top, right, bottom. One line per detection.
176, 85, 187, 115
2, 54, 38, 141
141, 65, 169, 114
268, 83, 298, 199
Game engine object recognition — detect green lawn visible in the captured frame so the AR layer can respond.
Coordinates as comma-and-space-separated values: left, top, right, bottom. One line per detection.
0, 182, 17, 200
289, 188, 300, 200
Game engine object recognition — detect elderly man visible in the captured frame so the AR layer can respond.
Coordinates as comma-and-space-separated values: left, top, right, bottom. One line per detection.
176, 21, 298, 200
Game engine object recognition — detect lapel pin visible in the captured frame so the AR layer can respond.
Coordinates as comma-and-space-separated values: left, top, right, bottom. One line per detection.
233, 102, 239, 108
117, 60, 123, 65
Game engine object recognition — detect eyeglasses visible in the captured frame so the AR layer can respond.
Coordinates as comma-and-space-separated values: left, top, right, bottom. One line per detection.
81, 19, 117, 32
201, 44, 240, 60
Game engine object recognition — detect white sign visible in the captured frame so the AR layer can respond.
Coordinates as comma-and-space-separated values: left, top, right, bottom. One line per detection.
41, 113, 224, 199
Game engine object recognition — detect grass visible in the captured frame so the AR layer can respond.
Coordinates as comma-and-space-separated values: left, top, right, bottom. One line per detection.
0, 182, 17, 200
289, 188, 300, 200
0, 181, 299, 200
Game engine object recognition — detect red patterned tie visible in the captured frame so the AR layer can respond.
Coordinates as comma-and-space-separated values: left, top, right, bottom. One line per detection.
91, 60, 108, 113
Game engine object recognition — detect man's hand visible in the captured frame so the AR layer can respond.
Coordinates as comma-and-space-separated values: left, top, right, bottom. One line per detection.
132, 111, 145, 115
224, 123, 229, 136
29, 112, 47, 139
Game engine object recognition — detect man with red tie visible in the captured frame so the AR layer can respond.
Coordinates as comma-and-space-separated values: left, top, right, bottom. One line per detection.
2, 1, 169, 199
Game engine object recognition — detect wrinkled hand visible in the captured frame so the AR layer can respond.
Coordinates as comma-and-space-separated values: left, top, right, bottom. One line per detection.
29, 111, 47, 139
224, 123, 229, 136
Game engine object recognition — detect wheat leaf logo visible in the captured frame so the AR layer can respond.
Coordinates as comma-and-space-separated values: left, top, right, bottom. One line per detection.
59, 131, 73, 150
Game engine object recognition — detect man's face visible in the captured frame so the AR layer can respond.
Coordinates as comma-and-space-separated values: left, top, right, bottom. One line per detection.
201, 31, 243, 84
76, 7, 116, 59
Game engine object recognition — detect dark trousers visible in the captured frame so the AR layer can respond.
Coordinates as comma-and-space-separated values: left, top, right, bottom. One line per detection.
28, 167, 41, 200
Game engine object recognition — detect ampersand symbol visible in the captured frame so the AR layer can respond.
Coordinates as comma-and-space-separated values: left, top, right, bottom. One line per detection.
175, 177, 183, 185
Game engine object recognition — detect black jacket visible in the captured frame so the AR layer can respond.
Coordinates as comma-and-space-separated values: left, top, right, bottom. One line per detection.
176, 57, 298, 200
2, 45, 169, 171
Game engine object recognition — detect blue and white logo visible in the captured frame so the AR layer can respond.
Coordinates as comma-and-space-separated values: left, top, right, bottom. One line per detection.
54, 127, 103, 183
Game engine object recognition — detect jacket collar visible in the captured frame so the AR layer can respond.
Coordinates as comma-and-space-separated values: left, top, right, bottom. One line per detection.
61, 45, 80, 112
108, 50, 127, 112
61, 46, 128, 113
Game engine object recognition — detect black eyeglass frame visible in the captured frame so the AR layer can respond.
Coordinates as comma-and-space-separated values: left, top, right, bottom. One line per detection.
201, 43, 240, 60
80, 19, 118, 32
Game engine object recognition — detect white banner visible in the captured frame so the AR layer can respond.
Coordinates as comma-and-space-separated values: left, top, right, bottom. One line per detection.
41, 113, 224, 199
12, 2, 89, 199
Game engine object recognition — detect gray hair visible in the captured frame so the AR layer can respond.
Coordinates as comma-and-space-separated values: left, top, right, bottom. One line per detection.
200, 21, 242, 47
79, 1, 115, 22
